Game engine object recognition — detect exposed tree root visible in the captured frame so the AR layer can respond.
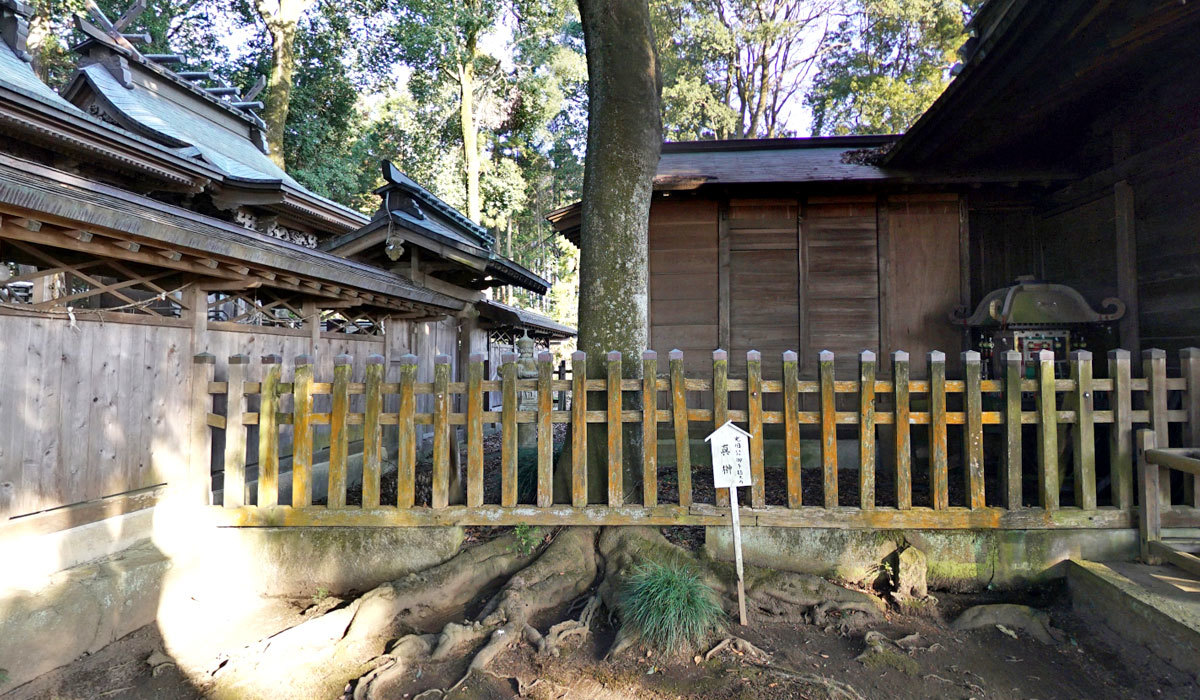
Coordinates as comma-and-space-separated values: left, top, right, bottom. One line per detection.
202, 524, 885, 699
704, 636, 768, 662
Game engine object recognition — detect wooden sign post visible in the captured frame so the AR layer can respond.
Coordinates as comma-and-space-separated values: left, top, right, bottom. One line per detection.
706, 420, 752, 626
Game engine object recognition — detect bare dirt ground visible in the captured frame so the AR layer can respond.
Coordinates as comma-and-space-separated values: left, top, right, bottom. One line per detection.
8, 573, 1198, 700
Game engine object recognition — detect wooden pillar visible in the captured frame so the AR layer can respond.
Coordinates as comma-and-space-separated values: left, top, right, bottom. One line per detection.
958, 194, 971, 353
303, 299, 320, 355
717, 198, 731, 353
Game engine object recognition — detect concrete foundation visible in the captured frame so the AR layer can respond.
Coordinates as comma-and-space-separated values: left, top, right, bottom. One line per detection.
1067, 559, 1200, 677
0, 540, 169, 690
706, 525, 1200, 590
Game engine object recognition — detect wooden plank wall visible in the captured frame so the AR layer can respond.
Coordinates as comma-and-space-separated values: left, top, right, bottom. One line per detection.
1039, 194, 1119, 311
0, 312, 422, 520
728, 198, 799, 380
0, 314, 190, 519
968, 207, 1040, 305
881, 194, 963, 376
1136, 165, 1200, 360
802, 197, 879, 375
649, 198, 719, 378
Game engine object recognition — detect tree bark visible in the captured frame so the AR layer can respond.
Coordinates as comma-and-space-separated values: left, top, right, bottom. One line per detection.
256, 0, 315, 168
459, 36, 482, 223
566, 0, 662, 502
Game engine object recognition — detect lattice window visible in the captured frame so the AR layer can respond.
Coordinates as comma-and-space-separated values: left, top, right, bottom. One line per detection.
0, 240, 187, 317
207, 289, 308, 327
323, 309, 386, 336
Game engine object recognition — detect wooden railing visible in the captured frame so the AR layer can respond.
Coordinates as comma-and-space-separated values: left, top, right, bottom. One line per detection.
1137, 430, 1200, 574
191, 347, 1200, 530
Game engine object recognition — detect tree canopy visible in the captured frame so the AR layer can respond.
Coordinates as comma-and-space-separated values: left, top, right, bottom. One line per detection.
26, 0, 976, 328
805, 0, 978, 135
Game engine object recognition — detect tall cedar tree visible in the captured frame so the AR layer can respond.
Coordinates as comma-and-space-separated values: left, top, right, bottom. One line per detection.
570, 0, 661, 501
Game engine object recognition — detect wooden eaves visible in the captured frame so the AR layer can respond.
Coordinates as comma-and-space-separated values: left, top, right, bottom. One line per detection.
0, 152, 464, 314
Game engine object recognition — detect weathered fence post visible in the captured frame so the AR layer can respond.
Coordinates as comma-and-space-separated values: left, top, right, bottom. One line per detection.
537, 351, 554, 507
893, 351, 911, 510
642, 350, 658, 507
929, 351, 948, 510
963, 350, 984, 509
467, 352, 485, 507
1071, 350, 1096, 510
1137, 429, 1161, 563
258, 353, 281, 508
571, 350, 587, 507
859, 350, 876, 510
607, 351, 623, 506
362, 354, 384, 508
328, 354, 351, 508
1144, 348, 1169, 505
500, 352, 518, 507
819, 350, 837, 508
747, 350, 765, 508
783, 350, 802, 508
432, 354, 451, 509
714, 349, 730, 507
1003, 350, 1023, 510
292, 354, 314, 508
189, 352, 215, 506
1109, 349, 1133, 510
1182, 347, 1200, 507
222, 354, 249, 508
397, 354, 417, 508
670, 349, 691, 506
1036, 349, 1059, 510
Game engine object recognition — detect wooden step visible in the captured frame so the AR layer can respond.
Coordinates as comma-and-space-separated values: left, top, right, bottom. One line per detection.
1150, 540, 1200, 579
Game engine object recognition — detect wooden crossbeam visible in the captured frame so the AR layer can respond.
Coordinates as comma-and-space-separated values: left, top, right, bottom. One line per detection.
0, 222, 242, 279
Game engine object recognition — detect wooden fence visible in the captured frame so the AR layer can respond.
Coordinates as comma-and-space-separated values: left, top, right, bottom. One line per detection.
194, 347, 1200, 530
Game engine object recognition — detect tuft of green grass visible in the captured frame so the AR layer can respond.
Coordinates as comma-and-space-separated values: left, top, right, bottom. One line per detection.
617, 559, 725, 654
511, 523, 539, 555
0, 668, 8, 686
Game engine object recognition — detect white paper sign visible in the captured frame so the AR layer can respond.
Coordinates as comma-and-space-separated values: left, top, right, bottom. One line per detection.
706, 421, 753, 489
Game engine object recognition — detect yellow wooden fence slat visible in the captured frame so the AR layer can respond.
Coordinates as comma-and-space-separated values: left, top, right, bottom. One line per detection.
432, 355, 451, 509
223, 354, 248, 508
670, 350, 692, 507
964, 351, 985, 510
1036, 350, 1059, 510
501, 352, 518, 507
362, 354, 384, 509
537, 352, 554, 508
467, 354, 485, 507
1071, 351, 1096, 510
893, 351, 911, 510
571, 351, 588, 507
258, 354, 281, 508
783, 351, 801, 508
1003, 350, 1022, 510
1109, 349, 1133, 510
397, 354, 417, 509
291, 355, 314, 508
607, 351, 623, 507
642, 351, 658, 508
859, 350, 876, 510
714, 349, 730, 508
819, 350, 837, 509
747, 350, 765, 508
327, 354, 351, 509
1144, 349, 1169, 506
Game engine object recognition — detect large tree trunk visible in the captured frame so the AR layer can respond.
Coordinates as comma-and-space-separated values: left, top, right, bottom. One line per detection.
562, 0, 662, 503
256, 0, 315, 169
460, 43, 482, 224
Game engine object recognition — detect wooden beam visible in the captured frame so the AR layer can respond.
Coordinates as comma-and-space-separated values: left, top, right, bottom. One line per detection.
155, 248, 183, 262
0, 222, 241, 279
